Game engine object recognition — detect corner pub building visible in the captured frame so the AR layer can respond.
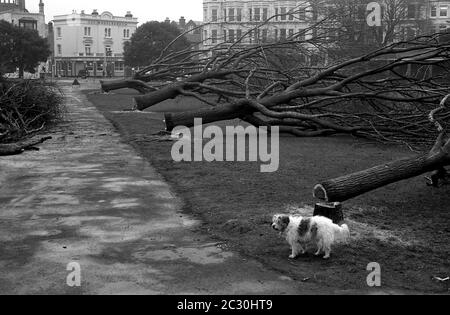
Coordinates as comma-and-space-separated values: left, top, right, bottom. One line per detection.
52, 9, 138, 78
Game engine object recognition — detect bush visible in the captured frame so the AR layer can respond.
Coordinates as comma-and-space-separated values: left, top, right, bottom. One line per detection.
0, 80, 63, 143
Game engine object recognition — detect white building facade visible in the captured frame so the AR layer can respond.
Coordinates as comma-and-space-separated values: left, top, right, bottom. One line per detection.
202, 0, 313, 47
52, 10, 138, 77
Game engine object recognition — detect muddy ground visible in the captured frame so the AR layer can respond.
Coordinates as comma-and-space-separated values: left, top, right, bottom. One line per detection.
85, 88, 449, 294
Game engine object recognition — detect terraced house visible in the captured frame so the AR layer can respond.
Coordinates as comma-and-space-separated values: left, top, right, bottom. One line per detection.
201, 0, 450, 48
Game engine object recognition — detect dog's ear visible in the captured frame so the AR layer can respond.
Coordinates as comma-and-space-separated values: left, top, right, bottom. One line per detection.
298, 218, 311, 236
280, 215, 290, 227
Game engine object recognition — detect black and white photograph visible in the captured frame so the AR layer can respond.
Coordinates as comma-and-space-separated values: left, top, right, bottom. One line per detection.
0, 0, 449, 298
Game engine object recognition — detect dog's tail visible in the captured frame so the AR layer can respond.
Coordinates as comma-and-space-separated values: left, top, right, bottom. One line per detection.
336, 224, 350, 243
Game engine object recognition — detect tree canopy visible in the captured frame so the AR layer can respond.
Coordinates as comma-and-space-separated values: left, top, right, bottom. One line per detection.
124, 21, 190, 68
0, 20, 50, 78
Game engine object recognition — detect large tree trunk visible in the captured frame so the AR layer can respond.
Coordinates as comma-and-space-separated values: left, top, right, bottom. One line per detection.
100, 79, 156, 94
314, 136, 450, 202
164, 100, 253, 131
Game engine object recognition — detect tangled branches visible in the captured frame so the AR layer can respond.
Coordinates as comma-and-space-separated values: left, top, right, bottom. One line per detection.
0, 80, 63, 144
101, 14, 450, 150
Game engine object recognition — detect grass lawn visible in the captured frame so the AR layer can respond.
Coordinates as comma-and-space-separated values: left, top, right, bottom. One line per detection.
85, 88, 450, 294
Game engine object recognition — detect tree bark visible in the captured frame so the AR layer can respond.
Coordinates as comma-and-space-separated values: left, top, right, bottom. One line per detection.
314, 149, 450, 203
100, 79, 156, 94
314, 203, 344, 224
0, 136, 52, 156
164, 100, 253, 130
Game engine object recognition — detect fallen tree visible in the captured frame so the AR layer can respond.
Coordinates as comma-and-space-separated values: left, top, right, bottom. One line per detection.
314, 95, 450, 202
102, 25, 450, 148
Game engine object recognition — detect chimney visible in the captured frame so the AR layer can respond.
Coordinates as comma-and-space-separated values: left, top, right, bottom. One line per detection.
179, 16, 186, 28
125, 11, 133, 18
39, 0, 44, 14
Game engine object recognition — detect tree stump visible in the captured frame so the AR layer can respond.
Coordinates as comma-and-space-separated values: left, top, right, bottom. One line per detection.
314, 202, 344, 224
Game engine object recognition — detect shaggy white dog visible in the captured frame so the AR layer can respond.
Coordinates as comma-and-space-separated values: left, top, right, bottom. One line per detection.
272, 214, 350, 259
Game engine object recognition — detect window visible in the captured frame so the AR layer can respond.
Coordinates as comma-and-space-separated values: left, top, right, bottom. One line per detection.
84, 27, 91, 36
254, 29, 260, 42
289, 29, 294, 38
280, 29, 287, 40
123, 29, 130, 38
97, 61, 104, 72
57, 44, 62, 55
85, 45, 92, 56
249, 8, 252, 21
223, 9, 227, 21
57, 27, 61, 37
407, 5, 416, 19
275, 8, 279, 21
440, 5, 448, 17
223, 30, 227, 42
212, 9, 218, 22
262, 29, 268, 43
254, 8, 261, 21
236, 29, 242, 40
228, 8, 235, 22
299, 8, 306, 20
228, 29, 235, 42
281, 8, 287, 21
289, 8, 295, 21
262, 8, 268, 21
105, 28, 111, 37
211, 29, 218, 44
105, 46, 112, 57
237, 8, 242, 21
115, 62, 124, 71
431, 5, 437, 17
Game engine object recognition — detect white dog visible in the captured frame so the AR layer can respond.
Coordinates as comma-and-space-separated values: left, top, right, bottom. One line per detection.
272, 214, 350, 259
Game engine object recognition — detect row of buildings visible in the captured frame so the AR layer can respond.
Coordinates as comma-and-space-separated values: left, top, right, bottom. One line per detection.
201, 0, 450, 48
2, 1, 450, 77
0, 0, 200, 77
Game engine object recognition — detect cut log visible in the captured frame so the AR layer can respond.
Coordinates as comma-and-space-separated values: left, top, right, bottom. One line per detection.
0, 136, 52, 156
314, 202, 344, 224
314, 144, 450, 202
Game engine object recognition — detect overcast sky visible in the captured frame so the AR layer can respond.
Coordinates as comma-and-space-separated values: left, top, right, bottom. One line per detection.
27, 0, 204, 24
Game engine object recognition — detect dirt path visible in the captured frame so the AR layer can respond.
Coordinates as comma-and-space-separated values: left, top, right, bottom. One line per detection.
0, 83, 326, 295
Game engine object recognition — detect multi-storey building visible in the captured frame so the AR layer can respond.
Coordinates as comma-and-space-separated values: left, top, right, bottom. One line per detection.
202, 0, 450, 48
0, 0, 47, 37
0, 0, 49, 78
52, 10, 138, 77
202, 0, 313, 48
